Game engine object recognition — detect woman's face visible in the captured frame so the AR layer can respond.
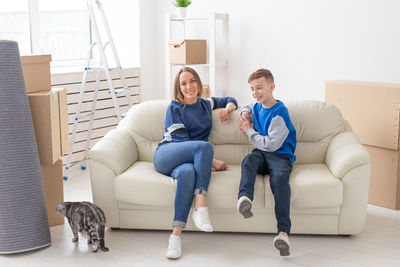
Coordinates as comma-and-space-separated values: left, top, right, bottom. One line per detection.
179, 71, 199, 104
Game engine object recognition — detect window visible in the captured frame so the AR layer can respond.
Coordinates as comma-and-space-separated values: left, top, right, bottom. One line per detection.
0, 0, 139, 69
0, 0, 31, 55
39, 0, 90, 62
0, 0, 89, 66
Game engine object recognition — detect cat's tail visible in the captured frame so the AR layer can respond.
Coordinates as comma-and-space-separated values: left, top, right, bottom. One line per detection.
99, 225, 109, 252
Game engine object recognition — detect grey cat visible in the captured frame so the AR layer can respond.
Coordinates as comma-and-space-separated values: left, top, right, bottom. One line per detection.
56, 201, 109, 252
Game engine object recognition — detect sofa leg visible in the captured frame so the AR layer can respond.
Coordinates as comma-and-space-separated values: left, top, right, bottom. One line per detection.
110, 227, 120, 231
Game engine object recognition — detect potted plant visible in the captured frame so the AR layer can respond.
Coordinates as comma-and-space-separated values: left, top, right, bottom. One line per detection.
172, 0, 191, 18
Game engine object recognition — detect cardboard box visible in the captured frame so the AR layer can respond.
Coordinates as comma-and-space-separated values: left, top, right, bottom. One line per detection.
41, 159, 64, 227
325, 80, 400, 209
201, 84, 210, 98
28, 90, 61, 164
21, 54, 52, 93
364, 145, 400, 209
169, 40, 206, 64
51, 88, 69, 155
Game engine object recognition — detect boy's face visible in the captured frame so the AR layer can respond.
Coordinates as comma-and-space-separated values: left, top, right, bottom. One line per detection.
249, 77, 275, 107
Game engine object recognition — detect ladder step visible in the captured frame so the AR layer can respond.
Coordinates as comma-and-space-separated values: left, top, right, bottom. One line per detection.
85, 67, 104, 71
85, 66, 121, 71
76, 112, 94, 120
109, 87, 131, 95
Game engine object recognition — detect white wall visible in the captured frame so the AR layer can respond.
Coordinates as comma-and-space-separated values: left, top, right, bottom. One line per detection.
140, 0, 400, 105
100, 0, 140, 68
138, 0, 157, 101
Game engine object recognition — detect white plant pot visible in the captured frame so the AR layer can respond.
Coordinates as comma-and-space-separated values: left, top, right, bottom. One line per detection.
176, 7, 187, 18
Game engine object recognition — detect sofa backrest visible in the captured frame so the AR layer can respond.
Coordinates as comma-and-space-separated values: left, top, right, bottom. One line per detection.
118, 99, 345, 164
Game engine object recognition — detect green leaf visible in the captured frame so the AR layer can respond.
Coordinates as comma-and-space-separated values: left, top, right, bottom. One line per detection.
172, 0, 191, 7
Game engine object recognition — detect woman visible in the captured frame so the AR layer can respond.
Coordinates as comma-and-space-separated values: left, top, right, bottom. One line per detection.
153, 67, 238, 259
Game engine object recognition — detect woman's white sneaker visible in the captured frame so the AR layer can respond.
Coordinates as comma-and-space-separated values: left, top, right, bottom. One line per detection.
192, 207, 214, 232
166, 234, 182, 259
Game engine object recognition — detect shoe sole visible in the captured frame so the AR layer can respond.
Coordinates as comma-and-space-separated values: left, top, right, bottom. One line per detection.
193, 222, 213, 232
166, 253, 181, 259
191, 214, 214, 232
274, 239, 290, 256
239, 200, 253, 219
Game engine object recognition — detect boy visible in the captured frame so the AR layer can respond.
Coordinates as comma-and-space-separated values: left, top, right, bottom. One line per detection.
237, 69, 296, 256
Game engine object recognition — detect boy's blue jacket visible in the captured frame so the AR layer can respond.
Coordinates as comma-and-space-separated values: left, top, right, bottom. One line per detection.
241, 100, 296, 164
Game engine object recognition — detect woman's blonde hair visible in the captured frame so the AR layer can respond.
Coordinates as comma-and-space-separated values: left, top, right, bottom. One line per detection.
173, 67, 203, 102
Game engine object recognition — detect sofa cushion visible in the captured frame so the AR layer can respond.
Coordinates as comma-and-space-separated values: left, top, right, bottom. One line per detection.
114, 161, 175, 207
207, 165, 265, 210
265, 164, 343, 209
114, 162, 266, 210
286, 101, 344, 143
212, 144, 254, 165
118, 100, 168, 161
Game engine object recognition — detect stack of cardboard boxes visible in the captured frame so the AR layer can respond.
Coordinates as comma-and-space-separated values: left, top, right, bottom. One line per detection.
326, 80, 400, 210
21, 55, 68, 226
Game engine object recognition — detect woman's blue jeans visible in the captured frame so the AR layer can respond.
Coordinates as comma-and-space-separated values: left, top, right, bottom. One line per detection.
153, 141, 214, 228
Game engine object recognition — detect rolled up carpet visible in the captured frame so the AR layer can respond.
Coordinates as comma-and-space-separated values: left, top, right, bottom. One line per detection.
0, 40, 51, 254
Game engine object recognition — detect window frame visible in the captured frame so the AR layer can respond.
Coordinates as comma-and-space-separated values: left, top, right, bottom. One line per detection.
27, 0, 91, 70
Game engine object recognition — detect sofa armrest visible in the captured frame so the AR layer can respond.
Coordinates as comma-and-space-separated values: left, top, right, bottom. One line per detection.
88, 128, 138, 176
325, 131, 370, 179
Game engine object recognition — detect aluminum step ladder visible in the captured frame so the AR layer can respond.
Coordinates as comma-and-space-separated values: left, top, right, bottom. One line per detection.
63, 0, 133, 180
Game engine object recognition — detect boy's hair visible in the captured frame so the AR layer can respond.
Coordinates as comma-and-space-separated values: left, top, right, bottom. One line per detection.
248, 69, 274, 83
173, 67, 203, 102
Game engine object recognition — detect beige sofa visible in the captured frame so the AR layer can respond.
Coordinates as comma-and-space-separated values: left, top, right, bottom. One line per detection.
88, 100, 370, 235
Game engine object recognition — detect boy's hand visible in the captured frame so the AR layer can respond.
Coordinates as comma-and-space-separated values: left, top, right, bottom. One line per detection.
218, 102, 236, 123
239, 116, 252, 133
212, 158, 228, 171
241, 111, 251, 122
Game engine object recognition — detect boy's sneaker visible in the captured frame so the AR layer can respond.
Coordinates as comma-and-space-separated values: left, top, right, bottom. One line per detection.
273, 234, 291, 256
191, 207, 213, 232
237, 196, 253, 219
166, 234, 182, 259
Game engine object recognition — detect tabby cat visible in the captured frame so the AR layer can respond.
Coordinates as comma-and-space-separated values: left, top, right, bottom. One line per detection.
56, 201, 109, 252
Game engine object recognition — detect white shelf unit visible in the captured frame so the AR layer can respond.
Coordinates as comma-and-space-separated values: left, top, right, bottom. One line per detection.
165, 13, 229, 99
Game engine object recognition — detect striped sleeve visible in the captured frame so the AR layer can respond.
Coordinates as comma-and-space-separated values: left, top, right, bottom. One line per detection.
206, 97, 238, 110
159, 104, 190, 145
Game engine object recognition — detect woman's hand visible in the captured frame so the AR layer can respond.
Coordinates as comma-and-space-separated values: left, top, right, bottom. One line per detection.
212, 158, 228, 171
218, 102, 237, 123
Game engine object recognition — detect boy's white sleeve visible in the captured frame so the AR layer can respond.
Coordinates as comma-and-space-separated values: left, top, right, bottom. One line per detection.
245, 116, 289, 152
240, 102, 254, 115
